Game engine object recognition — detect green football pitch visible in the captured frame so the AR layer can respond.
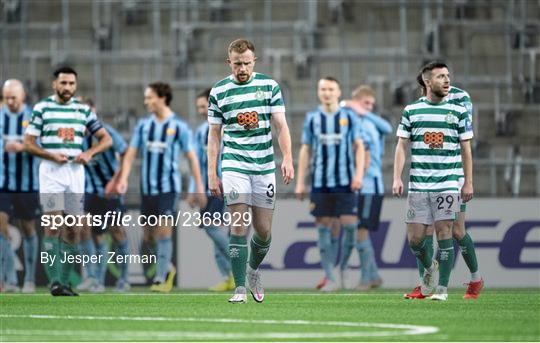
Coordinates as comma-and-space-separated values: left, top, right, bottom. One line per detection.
1, 288, 539, 342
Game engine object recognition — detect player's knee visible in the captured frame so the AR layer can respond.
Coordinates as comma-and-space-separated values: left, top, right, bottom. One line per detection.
452, 227, 466, 241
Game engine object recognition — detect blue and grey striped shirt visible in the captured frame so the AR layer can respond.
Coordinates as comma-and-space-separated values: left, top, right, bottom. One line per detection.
83, 124, 127, 195
130, 114, 193, 195
1, 104, 39, 192
301, 107, 363, 189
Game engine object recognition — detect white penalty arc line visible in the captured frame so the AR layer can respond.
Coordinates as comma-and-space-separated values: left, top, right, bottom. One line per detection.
0, 314, 439, 339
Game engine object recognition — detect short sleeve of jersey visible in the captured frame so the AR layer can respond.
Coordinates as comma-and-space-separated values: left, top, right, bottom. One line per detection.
301, 113, 313, 145
458, 107, 474, 141
208, 88, 223, 125
26, 105, 43, 136
270, 82, 285, 114
351, 114, 364, 142
178, 122, 193, 153
129, 119, 144, 149
359, 118, 373, 151
86, 110, 104, 135
462, 100, 473, 122
396, 109, 411, 138
107, 126, 128, 155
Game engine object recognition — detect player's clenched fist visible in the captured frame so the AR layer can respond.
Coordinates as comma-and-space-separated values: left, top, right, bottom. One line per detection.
392, 178, 403, 197
208, 174, 222, 198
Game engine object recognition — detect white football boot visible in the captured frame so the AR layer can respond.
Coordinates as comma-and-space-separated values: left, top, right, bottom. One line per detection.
247, 266, 264, 303
228, 286, 247, 304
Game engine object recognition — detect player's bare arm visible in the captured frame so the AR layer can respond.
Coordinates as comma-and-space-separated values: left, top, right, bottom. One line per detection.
115, 146, 138, 194
185, 150, 207, 208
352, 138, 365, 191
294, 144, 311, 200
74, 127, 112, 164
392, 137, 408, 197
23, 134, 67, 164
365, 149, 371, 172
460, 139, 474, 203
271, 112, 294, 185
207, 123, 222, 197
104, 151, 127, 197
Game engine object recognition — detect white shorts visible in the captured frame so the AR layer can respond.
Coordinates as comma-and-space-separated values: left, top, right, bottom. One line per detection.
222, 171, 276, 209
39, 160, 85, 215
405, 192, 459, 225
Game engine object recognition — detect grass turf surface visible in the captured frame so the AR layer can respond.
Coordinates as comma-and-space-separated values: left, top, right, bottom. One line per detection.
1, 288, 539, 341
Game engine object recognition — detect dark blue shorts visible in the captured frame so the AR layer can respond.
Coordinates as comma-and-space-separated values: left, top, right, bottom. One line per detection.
310, 187, 358, 217
199, 196, 225, 228
0, 190, 41, 219
358, 194, 384, 231
140, 192, 177, 217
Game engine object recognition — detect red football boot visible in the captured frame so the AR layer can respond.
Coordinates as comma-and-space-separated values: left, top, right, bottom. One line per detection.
463, 279, 484, 299
403, 285, 428, 299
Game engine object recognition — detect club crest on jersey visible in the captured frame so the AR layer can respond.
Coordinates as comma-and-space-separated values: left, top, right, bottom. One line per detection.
445, 113, 457, 124
255, 88, 265, 101
339, 118, 349, 126
22, 120, 29, 128
166, 128, 176, 136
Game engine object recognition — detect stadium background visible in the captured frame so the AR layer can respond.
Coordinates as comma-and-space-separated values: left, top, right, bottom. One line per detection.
1, 0, 539, 289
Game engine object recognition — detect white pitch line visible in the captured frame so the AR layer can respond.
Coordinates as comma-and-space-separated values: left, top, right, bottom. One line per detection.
0, 314, 439, 338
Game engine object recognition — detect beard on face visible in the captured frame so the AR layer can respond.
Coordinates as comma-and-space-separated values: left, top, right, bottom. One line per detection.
56, 89, 73, 102
237, 72, 249, 81
432, 87, 446, 98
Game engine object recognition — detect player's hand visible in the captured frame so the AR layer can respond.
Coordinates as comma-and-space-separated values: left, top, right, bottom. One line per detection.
295, 183, 305, 201
461, 182, 474, 203
348, 101, 368, 116
351, 174, 363, 191
392, 179, 403, 197
51, 153, 68, 164
208, 174, 222, 198
4, 141, 25, 153
74, 151, 93, 165
104, 179, 117, 198
186, 194, 196, 208
281, 158, 294, 185
116, 179, 128, 195
196, 193, 208, 209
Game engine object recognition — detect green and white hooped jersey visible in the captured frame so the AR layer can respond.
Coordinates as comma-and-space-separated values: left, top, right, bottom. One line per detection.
397, 98, 474, 192
419, 86, 473, 181
26, 96, 103, 158
208, 72, 285, 175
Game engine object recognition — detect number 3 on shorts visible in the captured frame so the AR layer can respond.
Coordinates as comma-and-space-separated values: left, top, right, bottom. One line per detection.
266, 183, 275, 198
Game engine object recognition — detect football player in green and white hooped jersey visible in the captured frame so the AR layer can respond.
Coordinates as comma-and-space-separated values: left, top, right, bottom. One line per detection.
207, 38, 294, 303
24, 66, 112, 296
402, 71, 483, 300
393, 61, 474, 301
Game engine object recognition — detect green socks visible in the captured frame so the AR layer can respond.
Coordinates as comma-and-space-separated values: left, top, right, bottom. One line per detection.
229, 235, 248, 287
42, 236, 60, 284
410, 236, 433, 271
417, 234, 433, 278
458, 233, 479, 275
249, 234, 271, 270
437, 238, 454, 287
60, 241, 79, 286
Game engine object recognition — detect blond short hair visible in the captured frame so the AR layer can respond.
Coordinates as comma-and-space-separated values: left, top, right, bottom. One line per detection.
228, 38, 255, 55
352, 85, 376, 100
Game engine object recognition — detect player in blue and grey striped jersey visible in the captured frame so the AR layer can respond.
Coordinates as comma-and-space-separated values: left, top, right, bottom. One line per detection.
116, 82, 205, 292
0, 80, 41, 293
